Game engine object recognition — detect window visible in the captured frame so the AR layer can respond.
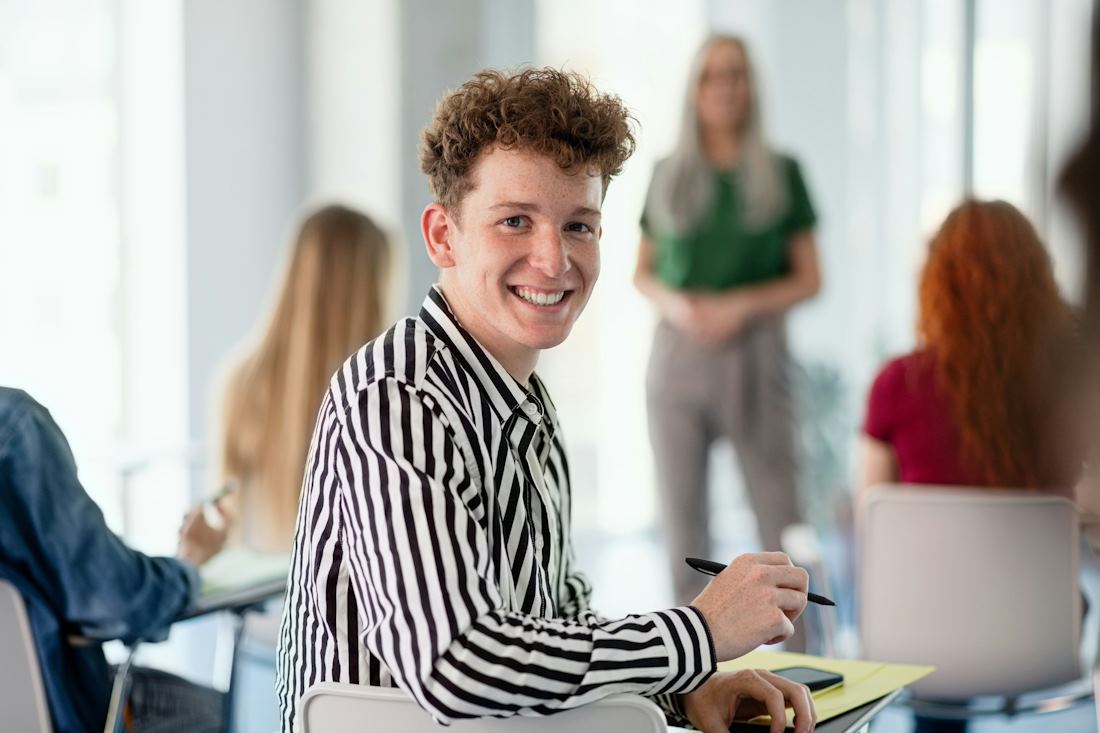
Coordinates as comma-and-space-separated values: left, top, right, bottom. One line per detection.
0, 0, 189, 554
0, 0, 124, 525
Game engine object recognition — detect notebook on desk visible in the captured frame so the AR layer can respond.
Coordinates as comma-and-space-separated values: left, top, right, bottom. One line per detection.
181, 547, 290, 620
719, 650, 933, 729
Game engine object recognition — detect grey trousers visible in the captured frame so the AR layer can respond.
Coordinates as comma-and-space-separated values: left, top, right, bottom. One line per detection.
646, 317, 805, 651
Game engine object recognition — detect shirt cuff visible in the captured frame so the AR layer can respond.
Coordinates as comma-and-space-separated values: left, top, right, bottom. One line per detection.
651, 691, 692, 728
177, 558, 203, 611
647, 606, 717, 695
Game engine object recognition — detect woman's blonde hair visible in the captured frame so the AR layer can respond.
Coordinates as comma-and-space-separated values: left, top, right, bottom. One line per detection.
219, 204, 392, 549
645, 34, 785, 236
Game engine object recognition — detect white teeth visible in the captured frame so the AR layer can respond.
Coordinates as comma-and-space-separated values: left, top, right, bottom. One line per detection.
512, 287, 565, 306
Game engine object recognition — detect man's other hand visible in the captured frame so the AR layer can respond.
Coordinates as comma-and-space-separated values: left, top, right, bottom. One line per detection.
682, 668, 816, 733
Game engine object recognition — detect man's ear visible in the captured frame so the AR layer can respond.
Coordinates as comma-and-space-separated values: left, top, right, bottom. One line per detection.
423, 202, 458, 268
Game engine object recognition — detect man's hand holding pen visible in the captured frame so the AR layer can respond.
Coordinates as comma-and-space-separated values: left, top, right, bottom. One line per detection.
689, 551, 809, 661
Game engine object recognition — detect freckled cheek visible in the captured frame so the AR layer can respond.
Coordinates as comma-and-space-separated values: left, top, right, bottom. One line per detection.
482, 238, 524, 279
579, 247, 600, 290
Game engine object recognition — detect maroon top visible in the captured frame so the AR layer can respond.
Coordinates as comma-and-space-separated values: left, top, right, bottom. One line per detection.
862, 352, 986, 486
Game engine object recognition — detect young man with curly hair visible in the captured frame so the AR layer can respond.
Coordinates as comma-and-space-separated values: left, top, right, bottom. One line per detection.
276, 68, 816, 733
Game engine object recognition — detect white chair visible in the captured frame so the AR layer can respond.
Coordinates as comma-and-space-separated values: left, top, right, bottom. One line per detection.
0, 578, 53, 733
300, 683, 666, 733
0, 578, 136, 733
858, 485, 1090, 718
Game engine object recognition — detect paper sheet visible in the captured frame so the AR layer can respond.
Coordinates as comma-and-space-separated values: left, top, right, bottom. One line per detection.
200, 547, 291, 596
718, 649, 934, 727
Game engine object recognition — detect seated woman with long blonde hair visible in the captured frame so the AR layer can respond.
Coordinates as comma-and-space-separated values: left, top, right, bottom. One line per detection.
218, 204, 393, 551
858, 200, 1079, 501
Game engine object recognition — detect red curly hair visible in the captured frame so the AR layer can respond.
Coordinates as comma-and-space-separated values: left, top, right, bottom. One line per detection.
918, 200, 1075, 488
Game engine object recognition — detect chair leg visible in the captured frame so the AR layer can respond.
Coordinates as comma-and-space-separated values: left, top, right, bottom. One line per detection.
104, 642, 140, 733
1095, 668, 1100, 731
222, 609, 250, 733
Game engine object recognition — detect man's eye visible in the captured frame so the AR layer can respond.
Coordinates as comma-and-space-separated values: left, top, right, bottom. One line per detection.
503, 216, 526, 228
567, 222, 593, 234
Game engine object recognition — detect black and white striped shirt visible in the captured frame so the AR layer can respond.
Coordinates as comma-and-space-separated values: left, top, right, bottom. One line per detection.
276, 287, 716, 731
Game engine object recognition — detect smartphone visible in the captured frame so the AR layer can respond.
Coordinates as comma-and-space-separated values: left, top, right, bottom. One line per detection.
771, 666, 844, 694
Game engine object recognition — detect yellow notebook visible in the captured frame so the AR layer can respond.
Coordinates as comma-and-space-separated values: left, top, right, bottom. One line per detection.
719, 649, 934, 727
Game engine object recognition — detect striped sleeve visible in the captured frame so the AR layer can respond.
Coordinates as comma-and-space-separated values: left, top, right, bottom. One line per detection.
558, 546, 602, 626
558, 538, 715, 726
335, 377, 716, 723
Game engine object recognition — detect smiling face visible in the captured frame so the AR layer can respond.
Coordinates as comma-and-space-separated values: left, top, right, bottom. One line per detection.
422, 146, 603, 381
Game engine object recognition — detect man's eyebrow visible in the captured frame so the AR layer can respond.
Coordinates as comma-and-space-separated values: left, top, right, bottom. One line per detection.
489, 201, 541, 212
488, 202, 602, 218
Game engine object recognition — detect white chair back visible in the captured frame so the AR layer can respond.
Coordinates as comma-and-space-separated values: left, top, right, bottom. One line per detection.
300, 683, 665, 733
0, 578, 53, 733
859, 485, 1081, 699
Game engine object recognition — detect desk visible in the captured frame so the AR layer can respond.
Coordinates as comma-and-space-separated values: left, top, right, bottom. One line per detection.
179, 576, 287, 621
94, 551, 289, 733
187, 550, 289, 731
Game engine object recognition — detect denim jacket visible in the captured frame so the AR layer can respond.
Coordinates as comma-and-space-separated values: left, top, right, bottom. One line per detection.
0, 388, 199, 733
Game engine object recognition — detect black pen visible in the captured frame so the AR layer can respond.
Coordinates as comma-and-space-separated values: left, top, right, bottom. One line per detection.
685, 557, 836, 607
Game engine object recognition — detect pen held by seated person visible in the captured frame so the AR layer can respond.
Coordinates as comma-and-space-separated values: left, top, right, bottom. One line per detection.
685, 557, 836, 607
201, 480, 238, 530
209, 479, 239, 506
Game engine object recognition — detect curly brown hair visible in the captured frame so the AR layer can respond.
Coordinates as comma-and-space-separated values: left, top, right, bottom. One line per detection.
419, 68, 637, 212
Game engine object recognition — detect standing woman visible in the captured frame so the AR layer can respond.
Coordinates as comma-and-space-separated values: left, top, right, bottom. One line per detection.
635, 36, 822, 617
217, 204, 393, 551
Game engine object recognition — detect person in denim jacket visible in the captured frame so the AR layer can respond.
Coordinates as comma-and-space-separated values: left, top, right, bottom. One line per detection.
0, 387, 228, 733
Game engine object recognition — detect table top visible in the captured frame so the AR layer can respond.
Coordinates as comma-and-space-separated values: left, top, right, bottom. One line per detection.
177, 547, 290, 620
177, 575, 286, 621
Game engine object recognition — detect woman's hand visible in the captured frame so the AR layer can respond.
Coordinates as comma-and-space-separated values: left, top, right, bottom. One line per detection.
176, 502, 230, 567
681, 668, 817, 733
659, 290, 701, 333
687, 291, 755, 344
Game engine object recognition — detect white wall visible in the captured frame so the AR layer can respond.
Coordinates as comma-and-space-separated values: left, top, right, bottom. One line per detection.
116, 0, 190, 551
1043, 0, 1094, 300
305, 0, 535, 318
305, 0, 401, 230
183, 0, 306, 496
398, 0, 536, 315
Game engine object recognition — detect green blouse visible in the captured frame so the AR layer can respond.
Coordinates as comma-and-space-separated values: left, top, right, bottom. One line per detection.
642, 155, 817, 291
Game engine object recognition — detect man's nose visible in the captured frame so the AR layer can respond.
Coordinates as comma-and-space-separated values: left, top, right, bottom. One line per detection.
528, 230, 571, 278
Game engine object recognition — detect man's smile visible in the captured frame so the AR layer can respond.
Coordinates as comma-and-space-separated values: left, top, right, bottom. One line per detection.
509, 285, 572, 308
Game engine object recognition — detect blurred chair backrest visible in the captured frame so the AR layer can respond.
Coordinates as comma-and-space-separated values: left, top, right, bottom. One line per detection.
300, 683, 665, 733
859, 485, 1080, 699
0, 578, 53, 733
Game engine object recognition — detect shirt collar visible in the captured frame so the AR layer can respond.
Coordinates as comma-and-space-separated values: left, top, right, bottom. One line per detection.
419, 286, 553, 434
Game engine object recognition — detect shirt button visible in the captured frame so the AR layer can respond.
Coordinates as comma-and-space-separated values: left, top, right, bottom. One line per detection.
535, 537, 545, 551
523, 402, 541, 423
